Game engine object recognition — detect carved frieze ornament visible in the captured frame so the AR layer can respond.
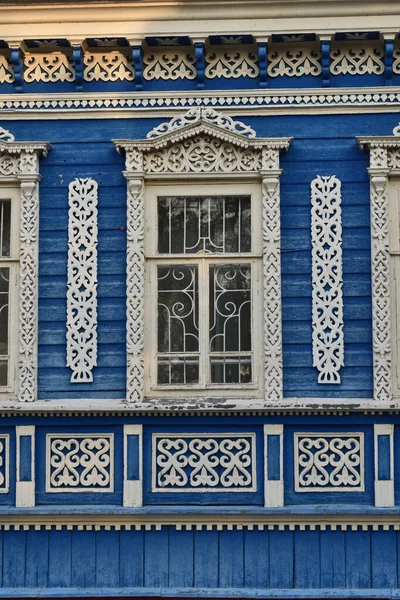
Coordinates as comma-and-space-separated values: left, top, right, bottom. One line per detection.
357, 133, 400, 402
0, 131, 50, 402
0, 55, 14, 84
114, 108, 291, 407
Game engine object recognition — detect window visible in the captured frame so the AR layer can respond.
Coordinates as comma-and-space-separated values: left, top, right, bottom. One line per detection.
0, 187, 19, 394
145, 182, 262, 397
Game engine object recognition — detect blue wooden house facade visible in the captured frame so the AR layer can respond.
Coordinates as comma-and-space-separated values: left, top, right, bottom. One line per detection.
1, 0, 400, 596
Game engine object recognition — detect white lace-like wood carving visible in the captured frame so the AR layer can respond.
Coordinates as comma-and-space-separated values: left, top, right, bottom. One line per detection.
83, 51, 135, 82
143, 50, 196, 80
0, 55, 13, 84
114, 108, 291, 406
393, 48, 400, 75
46, 434, 114, 492
262, 169, 282, 402
267, 46, 322, 77
126, 177, 145, 404
24, 52, 75, 83
311, 176, 344, 384
357, 137, 400, 402
152, 433, 256, 491
0, 134, 49, 402
330, 44, 384, 75
0, 436, 9, 493
205, 48, 259, 79
67, 178, 98, 383
294, 433, 364, 492
146, 107, 256, 139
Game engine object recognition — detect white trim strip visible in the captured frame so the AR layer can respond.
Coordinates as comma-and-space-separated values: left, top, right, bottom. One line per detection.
15, 425, 35, 508
374, 423, 394, 507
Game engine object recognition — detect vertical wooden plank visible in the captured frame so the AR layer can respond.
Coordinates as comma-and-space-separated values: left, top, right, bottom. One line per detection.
194, 528, 218, 588
25, 529, 48, 587
371, 529, 397, 588
244, 528, 269, 589
294, 529, 320, 588
96, 529, 119, 587
3, 529, 26, 588
144, 527, 168, 588
0, 530, 3, 588
269, 528, 294, 589
119, 529, 144, 588
71, 529, 96, 588
345, 530, 372, 589
168, 528, 194, 587
218, 528, 244, 588
48, 529, 72, 588
320, 529, 346, 588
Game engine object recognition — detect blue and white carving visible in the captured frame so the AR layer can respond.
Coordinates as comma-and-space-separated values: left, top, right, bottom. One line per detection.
294, 433, 364, 492
152, 433, 256, 492
67, 178, 98, 382
0, 435, 9, 493
311, 175, 344, 383
46, 434, 114, 492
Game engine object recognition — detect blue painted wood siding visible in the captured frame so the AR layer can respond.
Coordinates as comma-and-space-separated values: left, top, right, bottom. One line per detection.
0, 526, 398, 595
4, 112, 398, 399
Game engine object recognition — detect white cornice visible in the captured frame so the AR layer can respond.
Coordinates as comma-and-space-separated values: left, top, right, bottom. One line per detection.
1, 1, 400, 44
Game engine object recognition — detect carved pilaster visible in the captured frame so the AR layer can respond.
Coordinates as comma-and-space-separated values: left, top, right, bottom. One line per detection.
262, 151, 283, 402
19, 179, 39, 402
368, 159, 391, 402
125, 174, 145, 404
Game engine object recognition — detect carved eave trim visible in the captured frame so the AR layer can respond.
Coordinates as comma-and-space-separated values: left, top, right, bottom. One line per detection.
0, 141, 50, 158
357, 136, 400, 151
114, 133, 292, 156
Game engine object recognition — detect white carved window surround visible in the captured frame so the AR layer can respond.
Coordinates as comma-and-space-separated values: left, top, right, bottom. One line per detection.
357, 132, 400, 404
114, 107, 292, 408
0, 128, 49, 402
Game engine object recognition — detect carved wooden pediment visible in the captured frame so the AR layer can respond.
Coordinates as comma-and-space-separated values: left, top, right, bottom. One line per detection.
114, 108, 291, 175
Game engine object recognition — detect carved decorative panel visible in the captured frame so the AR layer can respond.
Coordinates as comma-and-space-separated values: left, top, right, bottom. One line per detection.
66, 178, 98, 383
83, 51, 135, 82
0, 55, 14, 84
267, 46, 322, 77
46, 434, 114, 492
143, 50, 196, 80
0, 435, 9, 493
294, 433, 364, 492
152, 433, 256, 491
311, 175, 344, 384
330, 44, 384, 75
23, 52, 75, 83
393, 47, 400, 75
143, 138, 262, 174
205, 48, 259, 79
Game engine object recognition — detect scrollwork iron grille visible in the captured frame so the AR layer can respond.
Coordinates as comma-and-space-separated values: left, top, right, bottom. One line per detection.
155, 194, 255, 387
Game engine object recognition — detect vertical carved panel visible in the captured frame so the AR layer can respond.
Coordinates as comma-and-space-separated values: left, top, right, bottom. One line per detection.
369, 148, 391, 402
311, 175, 344, 384
67, 178, 98, 382
19, 176, 39, 402
262, 149, 283, 402
126, 174, 145, 403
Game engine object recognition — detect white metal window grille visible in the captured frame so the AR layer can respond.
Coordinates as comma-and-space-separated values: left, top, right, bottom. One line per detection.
154, 194, 256, 388
0, 192, 18, 392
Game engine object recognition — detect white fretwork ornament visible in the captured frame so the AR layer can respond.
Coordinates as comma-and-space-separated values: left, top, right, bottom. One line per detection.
311, 175, 344, 384
66, 178, 98, 383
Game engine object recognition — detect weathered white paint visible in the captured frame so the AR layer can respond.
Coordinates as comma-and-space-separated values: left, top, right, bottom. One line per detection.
374, 423, 394, 508
264, 424, 284, 508
123, 424, 143, 507
16, 425, 35, 508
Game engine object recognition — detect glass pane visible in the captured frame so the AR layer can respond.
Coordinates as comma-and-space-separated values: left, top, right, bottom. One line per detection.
210, 356, 252, 384
0, 201, 11, 257
158, 195, 251, 254
0, 268, 9, 356
157, 357, 199, 385
209, 264, 252, 353
0, 361, 7, 387
157, 264, 199, 354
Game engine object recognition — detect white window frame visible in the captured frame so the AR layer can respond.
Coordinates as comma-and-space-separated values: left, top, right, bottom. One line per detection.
114, 108, 291, 408
0, 186, 19, 395
144, 181, 263, 398
0, 128, 49, 403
